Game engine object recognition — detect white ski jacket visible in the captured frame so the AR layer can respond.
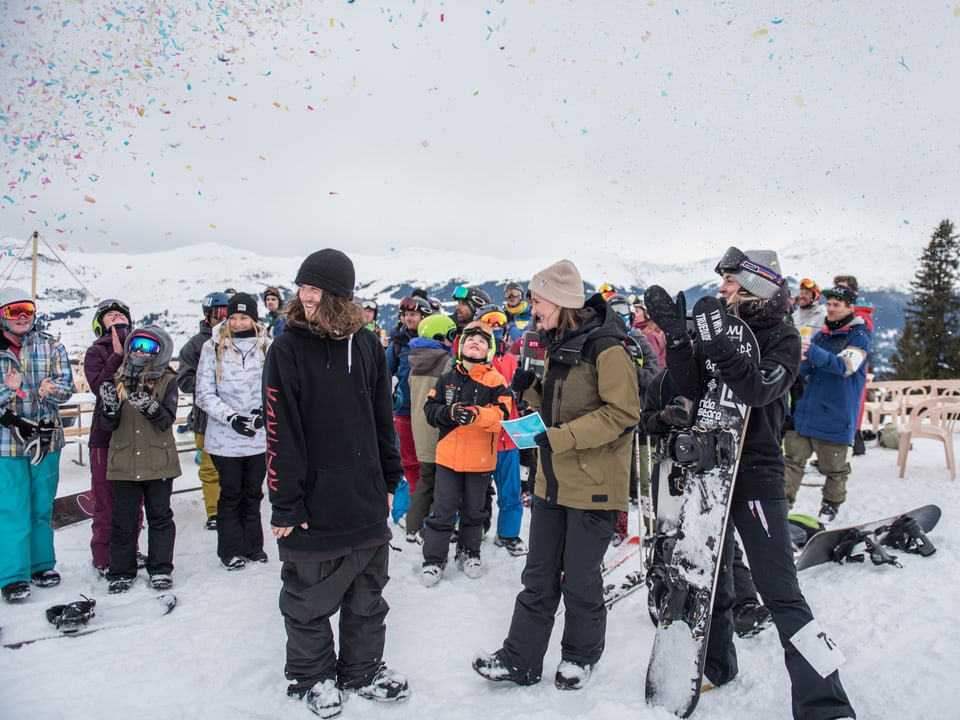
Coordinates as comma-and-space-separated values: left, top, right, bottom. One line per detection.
195, 323, 270, 457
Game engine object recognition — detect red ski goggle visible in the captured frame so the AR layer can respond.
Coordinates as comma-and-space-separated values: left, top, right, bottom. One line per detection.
128, 335, 161, 354
1, 301, 36, 320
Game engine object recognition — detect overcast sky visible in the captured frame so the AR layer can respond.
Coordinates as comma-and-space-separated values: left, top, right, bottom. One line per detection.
1, 1, 958, 262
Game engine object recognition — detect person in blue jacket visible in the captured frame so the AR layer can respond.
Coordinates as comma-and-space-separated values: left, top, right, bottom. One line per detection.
784, 284, 871, 522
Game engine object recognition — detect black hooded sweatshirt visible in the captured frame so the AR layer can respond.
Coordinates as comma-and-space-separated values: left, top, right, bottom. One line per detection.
263, 322, 402, 556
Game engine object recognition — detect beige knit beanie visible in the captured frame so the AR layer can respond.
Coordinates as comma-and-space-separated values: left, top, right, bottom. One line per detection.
529, 259, 585, 309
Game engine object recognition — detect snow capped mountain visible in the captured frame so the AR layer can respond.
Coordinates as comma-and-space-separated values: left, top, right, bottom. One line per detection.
0, 233, 922, 374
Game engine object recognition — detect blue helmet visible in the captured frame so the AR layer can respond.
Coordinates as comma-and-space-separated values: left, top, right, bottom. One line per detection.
202, 292, 230, 320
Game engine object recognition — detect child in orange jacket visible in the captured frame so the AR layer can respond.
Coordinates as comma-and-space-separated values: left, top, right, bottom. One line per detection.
420, 321, 511, 586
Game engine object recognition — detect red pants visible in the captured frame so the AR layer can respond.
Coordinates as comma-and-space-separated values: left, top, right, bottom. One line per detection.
393, 414, 420, 493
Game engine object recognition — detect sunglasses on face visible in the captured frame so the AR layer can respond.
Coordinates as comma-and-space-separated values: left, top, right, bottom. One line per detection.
1, 301, 36, 320
129, 335, 161, 354
714, 247, 785, 287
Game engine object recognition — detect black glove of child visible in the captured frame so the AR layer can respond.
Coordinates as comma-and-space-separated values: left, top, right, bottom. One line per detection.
660, 396, 694, 427
451, 403, 479, 426
229, 414, 258, 437
251, 407, 264, 430
511, 368, 537, 395
0, 409, 46, 464
99, 382, 120, 413
128, 391, 161, 417
533, 431, 551, 450
691, 296, 731, 356
644, 286, 689, 349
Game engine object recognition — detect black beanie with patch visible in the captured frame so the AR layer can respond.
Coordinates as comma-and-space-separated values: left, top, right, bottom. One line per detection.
295, 248, 355, 298
227, 292, 259, 323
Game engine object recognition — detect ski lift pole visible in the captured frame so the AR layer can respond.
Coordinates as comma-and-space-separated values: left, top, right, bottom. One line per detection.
31, 230, 39, 301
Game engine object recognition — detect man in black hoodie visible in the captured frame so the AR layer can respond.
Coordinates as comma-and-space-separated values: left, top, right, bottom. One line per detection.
645, 247, 856, 720
264, 249, 409, 718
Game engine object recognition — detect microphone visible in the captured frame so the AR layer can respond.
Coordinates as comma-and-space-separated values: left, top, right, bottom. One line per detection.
520, 330, 540, 372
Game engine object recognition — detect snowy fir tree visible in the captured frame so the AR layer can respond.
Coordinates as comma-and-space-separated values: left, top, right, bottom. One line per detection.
890, 219, 960, 379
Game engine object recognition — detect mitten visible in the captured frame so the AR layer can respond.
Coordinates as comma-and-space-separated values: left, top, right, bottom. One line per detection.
644, 286, 689, 349
251, 407, 264, 430
128, 391, 160, 417
99, 382, 120, 413
511, 369, 537, 394
691, 296, 731, 356
533, 431, 552, 450
660, 396, 694, 427
229, 414, 257, 437
453, 404, 479, 426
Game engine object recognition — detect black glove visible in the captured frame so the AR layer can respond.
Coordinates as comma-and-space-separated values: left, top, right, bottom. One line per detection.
128, 391, 161, 417
251, 407, 264, 430
644, 286, 689, 349
660, 396, 694, 427
511, 368, 537, 395
229, 414, 257, 437
0, 409, 46, 464
533, 431, 551, 450
99, 382, 120, 413
691, 296, 731, 355
451, 403, 479, 426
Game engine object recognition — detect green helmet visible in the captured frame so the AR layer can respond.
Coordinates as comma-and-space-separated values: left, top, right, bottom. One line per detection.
417, 314, 457, 343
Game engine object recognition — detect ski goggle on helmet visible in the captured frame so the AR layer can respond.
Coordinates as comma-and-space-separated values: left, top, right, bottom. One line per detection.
1, 301, 36, 320
457, 321, 495, 363
128, 334, 161, 354
714, 247, 785, 287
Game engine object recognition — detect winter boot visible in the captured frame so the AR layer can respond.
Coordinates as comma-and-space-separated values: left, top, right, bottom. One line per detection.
305, 678, 343, 718
149, 574, 173, 590
346, 664, 410, 703
494, 535, 528, 557
2, 581, 31, 602
245, 550, 269, 563
108, 577, 134, 594
555, 660, 592, 690
456, 549, 483, 579
222, 556, 247, 571
420, 562, 443, 587
472, 649, 539, 685
30, 569, 61, 588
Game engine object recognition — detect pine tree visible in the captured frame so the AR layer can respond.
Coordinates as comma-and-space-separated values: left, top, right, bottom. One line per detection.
890, 219, 960, 379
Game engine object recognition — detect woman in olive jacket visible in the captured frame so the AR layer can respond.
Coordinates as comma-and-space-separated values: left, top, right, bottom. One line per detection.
473, 259, 640, 691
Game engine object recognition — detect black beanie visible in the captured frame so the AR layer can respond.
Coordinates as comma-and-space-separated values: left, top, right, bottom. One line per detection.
295, 248, 355, 298
227, 292, 259, 323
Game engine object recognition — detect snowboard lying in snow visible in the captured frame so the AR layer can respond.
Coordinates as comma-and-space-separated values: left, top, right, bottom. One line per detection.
3, 594, 177, 649
796, 504, 940, 571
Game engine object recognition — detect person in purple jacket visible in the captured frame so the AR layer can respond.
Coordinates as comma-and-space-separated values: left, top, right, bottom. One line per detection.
83, 299, 142, 575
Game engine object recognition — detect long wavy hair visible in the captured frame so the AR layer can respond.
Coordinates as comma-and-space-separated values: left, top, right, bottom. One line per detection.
285, 291, 365, 338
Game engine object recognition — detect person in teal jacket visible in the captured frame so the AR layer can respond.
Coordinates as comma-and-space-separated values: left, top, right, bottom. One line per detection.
0, 288, 73, 603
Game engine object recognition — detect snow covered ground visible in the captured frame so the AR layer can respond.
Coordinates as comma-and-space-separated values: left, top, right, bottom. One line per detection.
0, 431, 956, 720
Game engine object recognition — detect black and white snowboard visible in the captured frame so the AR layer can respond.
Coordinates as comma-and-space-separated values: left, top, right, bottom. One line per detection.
3, 594, 177, 649
645, 315, 759, 718
796, 504, 940, 571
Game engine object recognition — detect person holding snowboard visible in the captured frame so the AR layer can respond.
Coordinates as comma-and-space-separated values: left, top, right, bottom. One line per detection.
644, 247, 856, 719
473, 259, 640, 691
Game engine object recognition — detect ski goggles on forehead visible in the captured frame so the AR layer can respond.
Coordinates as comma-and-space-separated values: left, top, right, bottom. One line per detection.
399, 297, 421, 312
1, 301, 36, 320
799, 278, 818, 291
714, 248, 785, 287
462, 323, 493, 340
452, 285, 472, 301
97, 298, 129, 312
128, 335, 161, 354
361, 300, 378, 311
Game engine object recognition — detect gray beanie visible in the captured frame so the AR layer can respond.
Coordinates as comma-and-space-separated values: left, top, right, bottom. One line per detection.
529, 259, 585, 309
717, 248, 784, 300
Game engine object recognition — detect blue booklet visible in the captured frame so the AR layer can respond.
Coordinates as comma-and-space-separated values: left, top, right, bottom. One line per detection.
500, 412, 548, 450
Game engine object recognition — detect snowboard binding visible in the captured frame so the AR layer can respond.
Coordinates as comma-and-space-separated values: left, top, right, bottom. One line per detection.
882, 515, 937, 557
46, 596, 96, 632
830, 529, 902, 568
661, 426, 737, 475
